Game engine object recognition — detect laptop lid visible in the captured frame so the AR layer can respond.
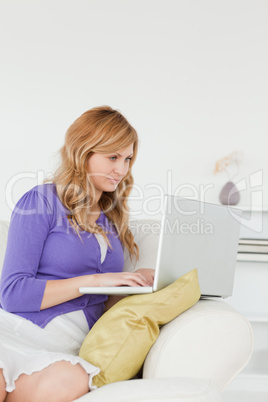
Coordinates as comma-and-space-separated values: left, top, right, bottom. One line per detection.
152, 195, 242, 297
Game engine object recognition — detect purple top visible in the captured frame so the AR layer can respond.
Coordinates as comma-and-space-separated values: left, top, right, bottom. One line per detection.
0, 184, 124, 328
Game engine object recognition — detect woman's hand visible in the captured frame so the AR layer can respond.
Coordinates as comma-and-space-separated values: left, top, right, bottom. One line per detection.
134, 268, 155, 286
103, 269, 155, 312
91, 271, 152, 288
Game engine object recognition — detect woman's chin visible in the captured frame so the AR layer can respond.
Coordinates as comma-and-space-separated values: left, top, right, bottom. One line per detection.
103, 183, 119, 192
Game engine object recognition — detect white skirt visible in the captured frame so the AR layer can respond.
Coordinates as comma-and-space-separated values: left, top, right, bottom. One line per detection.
0, 308, 100, 393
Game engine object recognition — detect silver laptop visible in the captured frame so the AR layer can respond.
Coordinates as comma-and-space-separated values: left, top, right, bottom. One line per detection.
79, 195, 242, 298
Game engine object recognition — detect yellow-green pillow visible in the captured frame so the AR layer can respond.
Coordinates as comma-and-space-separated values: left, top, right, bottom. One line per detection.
79, 268, 200, 387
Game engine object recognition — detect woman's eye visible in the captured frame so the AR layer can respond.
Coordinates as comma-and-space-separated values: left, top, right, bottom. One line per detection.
109, 156, 132, 162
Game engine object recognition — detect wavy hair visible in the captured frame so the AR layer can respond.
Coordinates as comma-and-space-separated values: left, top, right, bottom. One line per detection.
51, 106, 139, 262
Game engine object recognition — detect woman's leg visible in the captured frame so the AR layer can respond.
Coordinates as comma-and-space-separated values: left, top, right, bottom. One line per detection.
5, 361, 90, 402
0, 369, 7, 402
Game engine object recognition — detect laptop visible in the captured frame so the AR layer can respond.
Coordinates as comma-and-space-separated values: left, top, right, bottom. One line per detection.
79, 195, 242, 298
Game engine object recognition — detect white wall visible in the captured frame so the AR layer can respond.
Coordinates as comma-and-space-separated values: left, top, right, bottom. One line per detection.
1, 0, 267, 220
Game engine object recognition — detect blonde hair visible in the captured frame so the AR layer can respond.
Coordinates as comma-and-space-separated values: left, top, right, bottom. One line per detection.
51, 106, 139, 262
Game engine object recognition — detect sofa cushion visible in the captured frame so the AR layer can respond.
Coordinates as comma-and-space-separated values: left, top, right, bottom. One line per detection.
123, 219, 161, 272
74, 378, 223, 402
0, 221, 9, 275
79, 268, 201, 388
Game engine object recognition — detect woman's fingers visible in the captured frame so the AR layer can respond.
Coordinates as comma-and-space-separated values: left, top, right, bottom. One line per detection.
113, 272, 150, 287
93, 272, 152, 287
134, 268, 155, 285
123, 272, 150, 287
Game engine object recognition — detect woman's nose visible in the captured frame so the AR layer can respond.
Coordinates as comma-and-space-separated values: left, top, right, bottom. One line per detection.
113, 161, 127, 176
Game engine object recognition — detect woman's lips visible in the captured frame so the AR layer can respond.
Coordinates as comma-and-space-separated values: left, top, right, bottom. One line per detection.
108, 178, 120, 184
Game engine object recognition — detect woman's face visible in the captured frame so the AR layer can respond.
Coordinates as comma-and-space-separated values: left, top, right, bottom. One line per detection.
86, 143, 134, 200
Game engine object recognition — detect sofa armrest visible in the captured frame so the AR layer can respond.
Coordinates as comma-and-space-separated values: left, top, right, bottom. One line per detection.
143, 299, 253, 391
0, 220, 9, 275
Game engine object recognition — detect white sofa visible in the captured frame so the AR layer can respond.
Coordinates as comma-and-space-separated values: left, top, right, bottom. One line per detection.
0, 219, 253, 402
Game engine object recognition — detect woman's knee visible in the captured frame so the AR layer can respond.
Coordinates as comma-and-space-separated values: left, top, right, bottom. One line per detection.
0, 369, 7, 402
37, 361, 90, 400
6, 361, 90, 402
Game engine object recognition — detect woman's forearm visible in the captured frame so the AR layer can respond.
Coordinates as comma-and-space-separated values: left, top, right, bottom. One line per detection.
40, 271, 153, 310
40, 275, 96, 310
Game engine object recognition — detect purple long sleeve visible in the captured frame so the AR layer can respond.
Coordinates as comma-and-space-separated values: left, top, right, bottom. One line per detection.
0, 189, 52, 312
0, 184, 124, 328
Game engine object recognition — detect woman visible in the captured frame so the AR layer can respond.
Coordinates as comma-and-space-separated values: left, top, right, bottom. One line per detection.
0, 106, 154, 402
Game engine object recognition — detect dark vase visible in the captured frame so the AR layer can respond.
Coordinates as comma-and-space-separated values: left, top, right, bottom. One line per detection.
219, 181, 240, 206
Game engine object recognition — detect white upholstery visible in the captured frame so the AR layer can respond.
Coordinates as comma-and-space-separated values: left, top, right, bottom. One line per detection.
0, 219, 253, 401
0, 220, 9, 271
74, 378, 223, 402
143, 299, 253, 391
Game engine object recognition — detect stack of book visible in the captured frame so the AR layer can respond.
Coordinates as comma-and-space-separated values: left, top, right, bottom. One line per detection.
237, 239, 268, 262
